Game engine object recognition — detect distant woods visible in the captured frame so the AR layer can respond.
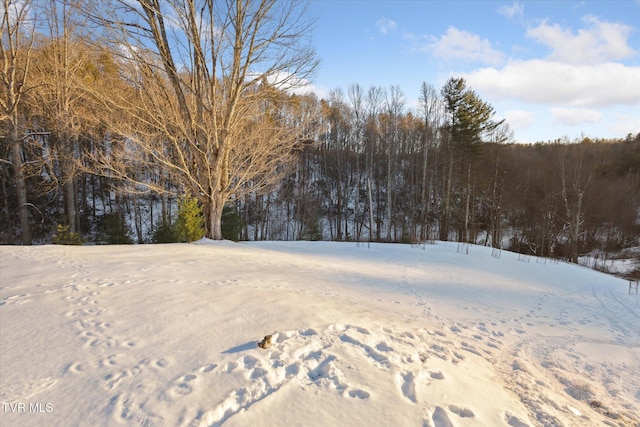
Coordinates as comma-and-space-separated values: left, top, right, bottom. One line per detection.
285, 86, 639, 268
1, 1, 639, 269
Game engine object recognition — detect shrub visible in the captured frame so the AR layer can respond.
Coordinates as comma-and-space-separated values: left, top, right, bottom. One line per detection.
152, 219, 181, 243
101, 214, 133, 244
221, 204, 242, 241
52, 224, 83, 245
176, 195, 205, 242
300, 217, 322, 241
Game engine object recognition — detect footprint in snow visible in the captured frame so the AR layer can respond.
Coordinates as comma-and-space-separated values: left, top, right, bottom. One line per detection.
65, 362, 86, 374
376, 342, 393, 352
224, 362, 238, 373
151, 357, 169, 368
505, 412, 530, 427
300, 328, 318, 342
100, 355, 118, 368
449, 405, 474, 418
347, 389, 370, 399
430, 371, 444, 380
431, 406, 453, 427
168, 374, 197, 396
199, 363, 216, 373
241, 355, 258, 369
396, 371, 417, 403
340, 333, 390, 368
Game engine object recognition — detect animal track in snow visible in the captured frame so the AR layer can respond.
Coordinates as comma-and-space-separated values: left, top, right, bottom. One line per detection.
340, 333, 390, 368
397, 371, 417, 403
449, 404, 474, 418
1, 293, 31, 305
505, 411, 530, 427
431, 406, 454, 427
430, 371, 445, 380
103, 359, 150, 390
105, 392, 164, 426
168, 374, 198, 397
64, 362, 86, 374
199, 363, 217, 373
347, 389, 370, 399
175, 322, 520, 426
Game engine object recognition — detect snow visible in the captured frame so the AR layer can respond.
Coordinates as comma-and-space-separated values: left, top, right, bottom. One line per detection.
1, 241, 638, 427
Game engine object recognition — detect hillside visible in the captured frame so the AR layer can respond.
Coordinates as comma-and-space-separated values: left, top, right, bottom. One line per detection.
1, 241, 638, 426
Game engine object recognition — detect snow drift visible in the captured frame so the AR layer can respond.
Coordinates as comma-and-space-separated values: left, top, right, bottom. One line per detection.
1, 241, 638, 426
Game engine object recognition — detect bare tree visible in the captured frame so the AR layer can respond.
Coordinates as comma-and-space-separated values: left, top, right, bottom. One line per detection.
384, 84, 404, 241
1, 0, 39, 244
365, 85, 383, 241
31, 0, 96, 234
418, 82, 443, 241
347, 83, 365, 241
86, 0, 318, 239
559, 142, 600, 263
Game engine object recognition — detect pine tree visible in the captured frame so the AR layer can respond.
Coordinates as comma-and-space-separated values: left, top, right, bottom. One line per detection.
176, 195, 205, 242
442, 77, 503, 153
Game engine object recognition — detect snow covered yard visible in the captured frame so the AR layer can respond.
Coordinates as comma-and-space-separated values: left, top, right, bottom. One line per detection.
1, 241, 638, 427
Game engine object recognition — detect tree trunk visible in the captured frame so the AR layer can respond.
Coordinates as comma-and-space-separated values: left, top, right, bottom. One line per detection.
133, 193, 143, 243
367, 177, 374, 243
208, 193, 224, 240
568, 193, 583, 263
386, 134, 393, 241
440, 148, 453, 241
11, 129, 32, 244
1, 173, 15, 244
420, 134, 429, 241
64, 176, 77, 233
464, 162, 472, 243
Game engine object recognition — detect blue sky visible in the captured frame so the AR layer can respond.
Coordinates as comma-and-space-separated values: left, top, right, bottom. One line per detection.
305, 0, 640, 143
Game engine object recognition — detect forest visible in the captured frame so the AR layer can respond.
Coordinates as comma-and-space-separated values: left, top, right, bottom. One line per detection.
2, 1, 639, 275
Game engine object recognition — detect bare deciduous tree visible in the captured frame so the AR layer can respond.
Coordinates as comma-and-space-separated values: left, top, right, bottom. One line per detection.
86, 0, 318, 239
32, 0, 97, 234
418, 82, 443, 241
559, 143, 600, 263
1, 0, 38, 244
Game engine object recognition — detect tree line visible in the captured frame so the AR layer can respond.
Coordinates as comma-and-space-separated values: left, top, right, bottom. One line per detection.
2, 0, 639, 271
244, 85, 639, 268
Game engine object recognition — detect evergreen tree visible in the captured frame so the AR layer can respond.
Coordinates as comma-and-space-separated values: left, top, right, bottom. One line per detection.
152, 219, 181, 243
441, 77, 503, 153
176, 195, 205, 243
221, 204, 242, 241
101, 214, 133, 244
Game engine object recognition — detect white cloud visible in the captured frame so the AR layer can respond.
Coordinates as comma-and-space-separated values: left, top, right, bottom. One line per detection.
376, 17, 397, 35
463, 60, 640, 107
612, 113, 640, 136
526, 16, 636, 64
427, 27, 505, 65
497, 1, 524, 21
504, 109, 535, 130
551, 107, 602, 126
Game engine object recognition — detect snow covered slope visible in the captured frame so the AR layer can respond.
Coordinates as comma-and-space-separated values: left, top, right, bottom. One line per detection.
1, 241, 638, 426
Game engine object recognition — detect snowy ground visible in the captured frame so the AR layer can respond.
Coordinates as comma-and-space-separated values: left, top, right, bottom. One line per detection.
1, 240, 638, 427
